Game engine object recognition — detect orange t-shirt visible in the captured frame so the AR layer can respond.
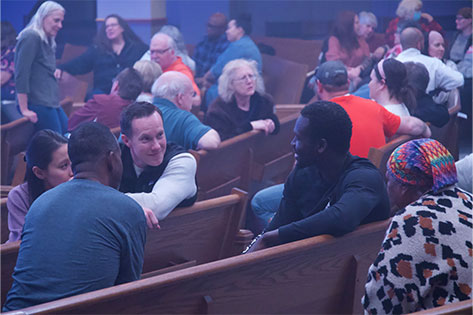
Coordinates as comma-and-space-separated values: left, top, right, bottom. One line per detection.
330, 95, 401, 158
164, 57, 200, 96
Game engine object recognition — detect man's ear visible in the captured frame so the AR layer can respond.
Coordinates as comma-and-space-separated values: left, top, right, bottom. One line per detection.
175, 93, 184, 109
111, 80, 119, 94
32, 166, 46, 180
316, 138, 328, 154
316, 80, 323, 95
121, 134, 130, 148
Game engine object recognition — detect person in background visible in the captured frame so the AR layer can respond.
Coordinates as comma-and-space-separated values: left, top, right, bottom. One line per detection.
385, 0, 443, 47
324, 11, 370, 83
133, 60, 163, 103
141, 25, 196, 73
448, 7, 472, 141
15, 1, 67, 133
404, 61, 449, 128
148, 32, 201, 106
67, 68, 143, 131
194, 13, 229, 79
6, 130, 73, 243
152, 71, 220, 150
358, 11, 385, 53
205, 59, 279, 141
363, 139, 472, 314
396, 27, 464, 102
202, 14, 262, 110
456, 154, 472, 193
56, 14, 147, 97
1, 21, 19, 123
368, 58, 416, 116
3, 122, 151, 311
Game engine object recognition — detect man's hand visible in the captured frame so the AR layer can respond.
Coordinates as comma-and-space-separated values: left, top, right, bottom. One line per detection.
54, 69, 63, 80
142, 207, 160, 229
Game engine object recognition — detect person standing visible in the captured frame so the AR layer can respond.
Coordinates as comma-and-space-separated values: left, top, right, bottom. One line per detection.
15, 1, 67, 133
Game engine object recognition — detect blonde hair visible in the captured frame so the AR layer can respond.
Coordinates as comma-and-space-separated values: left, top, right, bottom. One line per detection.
218, 59, 264, 102
396, 0, 422, 19
18, 1, 65, 49
133, 60, 163, 93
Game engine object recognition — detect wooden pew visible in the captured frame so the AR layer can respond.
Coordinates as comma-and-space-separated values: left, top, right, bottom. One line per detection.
275, 104, 304, 120
1, 117, 34, 185
250, 112, 298, 185
1, 189, 251, 307
253, 36, 323, 70
409, 299, 472, 314
56, 43, 93, 87
261, 54, 308, 105
190, 132, 255, 201
9, 218, 391, 314
430, 89, 461, 161
368, 135, 415, 179
1, 198, 9, 244
1, 186, 13, 198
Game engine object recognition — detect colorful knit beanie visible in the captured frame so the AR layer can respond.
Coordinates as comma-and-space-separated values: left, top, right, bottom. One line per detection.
387, 138, 457, 193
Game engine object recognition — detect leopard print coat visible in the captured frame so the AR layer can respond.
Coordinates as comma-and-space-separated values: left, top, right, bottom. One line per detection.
362, 185, 472, 314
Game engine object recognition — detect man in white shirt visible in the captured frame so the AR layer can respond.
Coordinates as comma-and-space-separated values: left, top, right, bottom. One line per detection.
118, 101, 197, 220
396, 27, 464, 98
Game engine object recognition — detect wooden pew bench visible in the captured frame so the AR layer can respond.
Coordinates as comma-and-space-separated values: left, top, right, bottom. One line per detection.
8, 218, 392, 314
410, 299, 472, 314
1, 189, 251, 307
1, 198, 9, 244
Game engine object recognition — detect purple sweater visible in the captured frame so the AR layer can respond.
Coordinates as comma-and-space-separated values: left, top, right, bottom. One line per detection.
7, 183, 30, 243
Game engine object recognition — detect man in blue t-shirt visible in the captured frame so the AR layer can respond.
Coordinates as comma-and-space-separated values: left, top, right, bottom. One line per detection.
152, 71, 221, 150
3, 122, 155, 312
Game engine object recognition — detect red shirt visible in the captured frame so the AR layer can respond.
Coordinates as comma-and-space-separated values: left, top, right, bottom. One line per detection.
330, 95, 401, 158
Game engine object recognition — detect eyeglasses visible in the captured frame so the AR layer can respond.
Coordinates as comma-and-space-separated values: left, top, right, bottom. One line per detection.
233, 74, 256, 83
105, 23, 120, 29
150, 47, 171, 55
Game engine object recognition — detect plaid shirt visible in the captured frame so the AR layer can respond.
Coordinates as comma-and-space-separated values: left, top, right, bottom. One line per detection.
193, 34, 229, 77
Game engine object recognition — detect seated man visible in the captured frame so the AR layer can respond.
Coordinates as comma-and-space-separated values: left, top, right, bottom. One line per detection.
119, 101, 198, 220
251, 61, 431, 226
68, 68, 143, 131
3, 122, 148, 311
194, 12, 229, 79
246, 101, 390, 252
148, 33, 201, 105
396, 27, 464, 102
152, 71, 220, 150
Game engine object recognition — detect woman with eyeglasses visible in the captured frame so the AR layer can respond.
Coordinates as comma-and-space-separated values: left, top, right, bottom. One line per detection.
55, 14, 147, 98
204, 59, 279, 141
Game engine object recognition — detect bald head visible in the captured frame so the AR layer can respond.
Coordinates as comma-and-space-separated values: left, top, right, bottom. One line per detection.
151, 71, 194, 111
400, 27, 424, 50
207, 12, 227, 38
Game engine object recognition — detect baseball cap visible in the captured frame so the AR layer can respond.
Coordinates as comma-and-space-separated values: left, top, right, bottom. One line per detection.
315, 60, 348, 86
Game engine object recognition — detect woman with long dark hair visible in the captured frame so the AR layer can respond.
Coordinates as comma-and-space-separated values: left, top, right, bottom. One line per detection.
325, 11, 370, 80
368, 58, 416, 116
56, 14, 147, 96
7, 130, 72, 242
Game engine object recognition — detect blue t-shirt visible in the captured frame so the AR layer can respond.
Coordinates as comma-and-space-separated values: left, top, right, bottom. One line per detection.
3, 179, 147, 311
154, 98, 211, 150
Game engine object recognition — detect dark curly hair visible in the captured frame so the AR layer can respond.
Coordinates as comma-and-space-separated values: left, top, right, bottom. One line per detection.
301, 100, 352, 154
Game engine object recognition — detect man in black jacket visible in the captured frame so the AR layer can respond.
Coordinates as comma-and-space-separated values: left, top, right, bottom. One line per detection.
246, 101, 390, 252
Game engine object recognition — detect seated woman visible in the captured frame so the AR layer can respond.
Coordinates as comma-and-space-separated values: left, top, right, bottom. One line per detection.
363, 138, 472, 314
7, 130, 73, 243
202, 14, 262, 110
205, 59, 279, 141
368, 58, 416, 116
133, 60, 162, 103
385, 0, 443, 47
56, 14, 147, 97
324, 11, 370, 82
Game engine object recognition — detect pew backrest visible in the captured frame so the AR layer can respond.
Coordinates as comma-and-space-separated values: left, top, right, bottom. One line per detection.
1, 198, 9, 244
409, 299, 472, 315
11, 218, 391, 314
1, 189, 250, 307
190, 132, 255, 201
